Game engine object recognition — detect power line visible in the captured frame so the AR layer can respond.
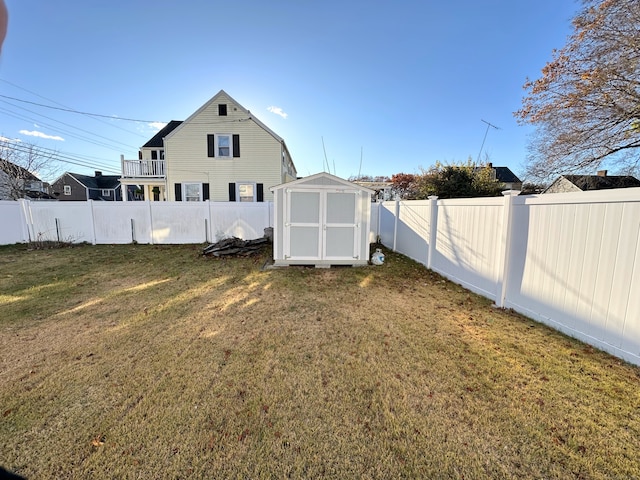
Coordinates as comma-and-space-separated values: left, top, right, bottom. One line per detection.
0, 78, 150, 139
0, 140, 121, 174
0, 93, 162, 123
0, 100, 139, 150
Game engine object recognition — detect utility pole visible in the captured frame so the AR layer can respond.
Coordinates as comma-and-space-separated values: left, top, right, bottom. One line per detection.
476, 119, 500, 165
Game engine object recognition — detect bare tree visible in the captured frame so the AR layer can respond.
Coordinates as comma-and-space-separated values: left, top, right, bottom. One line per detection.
0, 139, 58, 200
515, 0, 640, 181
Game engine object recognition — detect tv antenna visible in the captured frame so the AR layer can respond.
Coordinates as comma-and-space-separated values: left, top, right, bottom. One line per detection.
476, 119, 500, 164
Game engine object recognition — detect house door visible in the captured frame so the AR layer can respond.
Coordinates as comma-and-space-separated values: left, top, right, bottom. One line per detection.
284, 189, 360, 261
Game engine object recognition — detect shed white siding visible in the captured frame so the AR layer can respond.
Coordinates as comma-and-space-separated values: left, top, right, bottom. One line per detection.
271, 172, 373, 267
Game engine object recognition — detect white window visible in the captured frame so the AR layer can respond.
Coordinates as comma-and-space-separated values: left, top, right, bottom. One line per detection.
63, 185, 71, 195
183, 183, 202, 202
217, 135, 231, 157
102, 189, 111, 196
237, 182, 255, 202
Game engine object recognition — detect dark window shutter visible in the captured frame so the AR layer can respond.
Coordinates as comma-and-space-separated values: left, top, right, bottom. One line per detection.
174, 183, 182, 201
233, 134, 240, 157
257, 183, 264, 202
138, 151, 142, 160
207, 134, 215, 157
228, 183, 236, 202
203, 183, 210, 201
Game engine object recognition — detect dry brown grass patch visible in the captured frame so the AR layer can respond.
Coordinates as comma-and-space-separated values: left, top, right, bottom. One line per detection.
0, 244, 639, 479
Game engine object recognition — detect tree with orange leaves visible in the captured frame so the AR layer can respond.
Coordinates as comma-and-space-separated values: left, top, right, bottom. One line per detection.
515, 0, 640, 180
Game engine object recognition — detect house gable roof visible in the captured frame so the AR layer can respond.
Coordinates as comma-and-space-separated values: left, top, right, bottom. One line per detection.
0, 159, 41, 181
549, 174, 640, 192
270, 172, 375, 194
493, 167, 521, 184
164, 90, 285, 144
142, 120, 183, 148
61, 172, 121, 190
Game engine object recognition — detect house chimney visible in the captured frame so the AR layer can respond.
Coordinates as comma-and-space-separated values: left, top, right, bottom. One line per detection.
597, 170, 607, 177
95, 171, 102, 177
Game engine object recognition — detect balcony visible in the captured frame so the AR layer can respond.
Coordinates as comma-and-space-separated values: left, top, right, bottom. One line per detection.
121, 158, 166, 178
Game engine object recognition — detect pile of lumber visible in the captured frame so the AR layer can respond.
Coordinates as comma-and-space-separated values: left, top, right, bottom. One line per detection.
203, 237, 269, 257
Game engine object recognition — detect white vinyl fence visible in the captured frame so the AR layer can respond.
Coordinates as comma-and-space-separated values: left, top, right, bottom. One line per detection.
3, 192, 640, 366
375, 188, 640, 367
0, 200, 273, 245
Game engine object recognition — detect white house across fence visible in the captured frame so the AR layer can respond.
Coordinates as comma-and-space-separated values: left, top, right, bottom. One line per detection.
2, 190, 640, 367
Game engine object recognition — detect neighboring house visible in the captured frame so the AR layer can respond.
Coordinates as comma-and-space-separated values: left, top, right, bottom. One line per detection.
484, 163, 522, 191
352, 180, 394, 201
543, 170, 640, 193
0, 159, 54, 200
120, 90, 297, 202
51, 171, 122, 201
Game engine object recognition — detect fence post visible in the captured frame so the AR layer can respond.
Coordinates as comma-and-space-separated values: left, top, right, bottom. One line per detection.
495, 190, 520, 307
88, 200, 97, 245
392, 199, 400, 251
148, 200, 154, 245
206, 200, 212, 243
18, 199, 33, 243
427, 196, 438, 269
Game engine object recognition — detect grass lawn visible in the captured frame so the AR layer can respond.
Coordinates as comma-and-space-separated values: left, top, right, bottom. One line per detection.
0, 243, 639, 479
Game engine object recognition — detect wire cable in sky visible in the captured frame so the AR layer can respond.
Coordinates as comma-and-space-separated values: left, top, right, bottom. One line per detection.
0, 78, 151, 139
0, 99, 139, 150
1, 139, 121, 175
0, 93, 162, 123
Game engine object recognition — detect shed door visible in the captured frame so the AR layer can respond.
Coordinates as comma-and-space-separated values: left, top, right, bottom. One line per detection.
284, 189, 360, 261
323, 191, 359, 260
285, 190, 322, 260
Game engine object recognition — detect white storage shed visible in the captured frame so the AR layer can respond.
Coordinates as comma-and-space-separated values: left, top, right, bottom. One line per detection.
270, 172, 374, 267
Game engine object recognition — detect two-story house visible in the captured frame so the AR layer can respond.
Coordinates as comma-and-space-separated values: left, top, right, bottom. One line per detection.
120, 90, 297, 202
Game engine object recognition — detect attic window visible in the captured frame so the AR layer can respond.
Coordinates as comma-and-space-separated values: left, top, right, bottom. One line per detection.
63, 185, 71, 195
218, 104, 227, 116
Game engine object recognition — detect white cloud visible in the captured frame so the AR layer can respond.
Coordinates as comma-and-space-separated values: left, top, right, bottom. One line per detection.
148, 122, 167, 131
19, 130, 65, 141
267, 106, 288, 119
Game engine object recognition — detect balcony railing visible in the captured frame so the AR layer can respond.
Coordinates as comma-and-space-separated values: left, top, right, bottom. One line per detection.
121, 159, 166, 178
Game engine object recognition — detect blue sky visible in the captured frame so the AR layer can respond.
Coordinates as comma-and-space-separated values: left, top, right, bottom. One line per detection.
0, 0, 580, 182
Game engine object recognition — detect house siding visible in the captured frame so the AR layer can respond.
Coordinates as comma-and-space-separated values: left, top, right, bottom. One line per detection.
164, 91, 288, 202
51, 174, 88, 201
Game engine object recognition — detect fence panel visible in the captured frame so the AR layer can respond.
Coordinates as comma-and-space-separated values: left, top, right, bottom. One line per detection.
0, 201, 28, 244
430, 197, 504, 300
208, 202, 271, 242
93, 202, 153, 244
378, 202, 397, 247
505, 191, 640, 364
150, 202, 210, 244
395, 200, 431, 266
27, 201, 94, 243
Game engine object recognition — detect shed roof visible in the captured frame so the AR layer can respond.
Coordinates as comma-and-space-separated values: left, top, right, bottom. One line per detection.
270, 172, 375, 194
